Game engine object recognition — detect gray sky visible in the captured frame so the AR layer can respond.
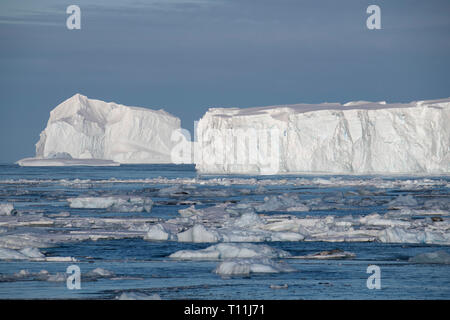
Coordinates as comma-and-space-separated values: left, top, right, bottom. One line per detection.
1, 0, 449, 162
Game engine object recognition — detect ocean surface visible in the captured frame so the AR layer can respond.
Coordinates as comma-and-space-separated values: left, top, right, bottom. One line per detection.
0, 164, 449, 299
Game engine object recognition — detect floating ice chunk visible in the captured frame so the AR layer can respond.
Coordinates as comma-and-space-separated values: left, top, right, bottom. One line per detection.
44, 256, 76, 262
291, 249, 355, 260
0, 203, 16, 216
232, 212, 264, 228
196, 98, 450, 174
388, 195, 418, 208
144, 224, 169, 241
87, 268, 115, 277
218, 228, 271, 243
255, 194, 308, 212
378, 227, 450, 245
359, 213, 411, 227
177, 224, 220, 243
178, 205, 200, 218
270, 284, 288, 289
19, 247, 45, 259
269, 232, 304, 242
0, 248, 28, 260
214, 258, 295, 276
46, 273, 67, 282
117, 292, 161, 300
169, 243, 290, 260
16, 157, 120, 167
408, 251, 450, 264
158, 185, 187, 196
68, 196, 153, 212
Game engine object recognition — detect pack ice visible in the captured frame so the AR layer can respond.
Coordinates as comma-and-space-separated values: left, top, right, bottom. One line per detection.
195, 98, 450, 174
23, 94, 181, 164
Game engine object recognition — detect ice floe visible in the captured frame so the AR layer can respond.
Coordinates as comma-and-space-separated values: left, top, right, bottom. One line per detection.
290, 249, 355, 260
214, 258, 295, 276
68, 196, 153, 212
117, 292, 162, 300
169, 243, 290, 260
0, 203, 16, 216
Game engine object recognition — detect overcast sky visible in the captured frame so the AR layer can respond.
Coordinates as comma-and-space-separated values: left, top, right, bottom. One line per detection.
0, 0, 449, 162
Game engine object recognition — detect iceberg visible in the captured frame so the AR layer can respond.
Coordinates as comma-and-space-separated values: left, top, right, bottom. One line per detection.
22, 94, 181, 164
195, 98, 450, 174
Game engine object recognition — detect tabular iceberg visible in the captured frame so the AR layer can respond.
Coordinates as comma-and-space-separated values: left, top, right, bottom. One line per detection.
195, 98, 450, 174
29, 94, 181, 164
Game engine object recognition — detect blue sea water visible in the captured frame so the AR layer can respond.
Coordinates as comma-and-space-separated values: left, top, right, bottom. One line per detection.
0, 164, 449, 299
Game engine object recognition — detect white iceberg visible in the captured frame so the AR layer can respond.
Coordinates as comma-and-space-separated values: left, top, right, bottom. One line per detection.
195, 98, 450, 174
21, 93, 181, 164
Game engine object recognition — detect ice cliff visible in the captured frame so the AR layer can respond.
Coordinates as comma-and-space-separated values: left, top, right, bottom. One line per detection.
34, 94, 181, 164
195, 98, 450, 174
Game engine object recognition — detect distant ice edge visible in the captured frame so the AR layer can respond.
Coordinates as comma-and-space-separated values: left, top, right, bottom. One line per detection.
195, 98, 450, 174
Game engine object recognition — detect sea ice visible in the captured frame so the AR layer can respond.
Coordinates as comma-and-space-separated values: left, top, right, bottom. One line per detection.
169, 243, 290, 260
0, 203, 16, 216
214, 258, 295, 276
68, 196, 153, 212
117, 292, 162, 300
408, 251, 450, 264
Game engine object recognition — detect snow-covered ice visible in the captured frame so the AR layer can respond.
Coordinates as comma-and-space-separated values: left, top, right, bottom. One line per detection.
169, 243, 290, 260
23, 94, 182, 164
195, 98, 450, 174
68, 196, 153, 212
214, 258, 295, 276
117, 292, 162, 300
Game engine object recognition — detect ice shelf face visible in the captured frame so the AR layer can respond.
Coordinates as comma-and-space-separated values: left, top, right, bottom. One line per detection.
35, 94, 181, 164
195, 98, 450, 174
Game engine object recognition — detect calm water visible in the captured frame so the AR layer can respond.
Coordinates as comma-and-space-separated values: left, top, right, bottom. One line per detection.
0, 164, 449, 299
